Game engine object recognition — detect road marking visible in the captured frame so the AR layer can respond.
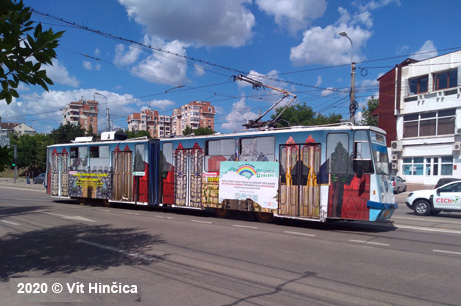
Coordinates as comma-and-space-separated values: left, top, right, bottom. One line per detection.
433, 249, 461, 256
191, 220, 212, 224
124, 212, 140, 215
393, 216, 461, 225
284, 231, 316, 237
232, 224, 258, 229
96, 209, 111, 212
397, 224, 461, 235
77, 239, 156, 261
42, 212, 96, 223
154, 216, 173, 220
349, 239, 389, 246
1, 220, 20, 226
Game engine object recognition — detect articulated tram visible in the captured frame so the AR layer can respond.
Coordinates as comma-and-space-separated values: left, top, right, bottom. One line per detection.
46, 124, 397, 223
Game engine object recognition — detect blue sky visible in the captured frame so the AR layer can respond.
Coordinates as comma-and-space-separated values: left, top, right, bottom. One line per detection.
2, 0, 459, 134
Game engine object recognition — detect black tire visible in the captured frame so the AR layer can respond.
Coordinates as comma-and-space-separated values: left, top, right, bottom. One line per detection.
215, 208, 229, 218
255, 212, 274, 223
414, 199, 432, 216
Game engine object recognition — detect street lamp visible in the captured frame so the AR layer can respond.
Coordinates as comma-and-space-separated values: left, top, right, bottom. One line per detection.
339, 31, 356, 125
95, 92, 110, 131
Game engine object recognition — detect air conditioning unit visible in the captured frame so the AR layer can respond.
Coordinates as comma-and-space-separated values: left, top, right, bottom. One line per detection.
391, 154, 398, 161
453, 142, 461, 151
391, 162, 397, 170
391, 141, 403, 152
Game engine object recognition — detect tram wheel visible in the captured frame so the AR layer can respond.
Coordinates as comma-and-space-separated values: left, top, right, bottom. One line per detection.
215, 208, 229, 218
102, 199, 112, 207
255, 212, 274, 223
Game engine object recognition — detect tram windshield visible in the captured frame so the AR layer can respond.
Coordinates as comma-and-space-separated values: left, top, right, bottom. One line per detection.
370, 132, 390, 175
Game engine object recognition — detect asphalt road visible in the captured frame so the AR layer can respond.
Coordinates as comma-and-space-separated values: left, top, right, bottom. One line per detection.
1, 186, 461, 305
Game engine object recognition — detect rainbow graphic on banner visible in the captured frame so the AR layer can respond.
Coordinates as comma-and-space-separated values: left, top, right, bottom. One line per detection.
237, 165, 257, 178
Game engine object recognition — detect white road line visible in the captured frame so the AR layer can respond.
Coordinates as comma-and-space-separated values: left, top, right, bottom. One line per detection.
1, 220, 20, 226
124, 212, 140, 215
232, 224, 258, 229
77, 239, 156, 261
393, 216, 461, 225
433, 249, 461, 256
191, 220, 212, 224
42, 212, 95, 223
397, 224, 461, 235
349, 239, 389, 247
284, 231, 316, 237
154, 216, 173, 220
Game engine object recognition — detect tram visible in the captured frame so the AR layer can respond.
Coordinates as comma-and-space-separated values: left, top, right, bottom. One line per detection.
46, 124, 397, 223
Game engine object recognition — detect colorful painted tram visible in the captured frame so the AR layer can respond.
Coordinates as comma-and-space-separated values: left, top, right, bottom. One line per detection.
46, 124, 397, 222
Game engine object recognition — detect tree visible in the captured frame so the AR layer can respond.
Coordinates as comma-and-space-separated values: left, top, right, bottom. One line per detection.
125, 129, 151, 139
182, 125, 193, 136
10, 133, 49, 174
270, 103, 342, 127
359, 96, 379, 126
49, 122, 85, 144
0, 145, 12, 172
194, 127, 214, 136
0, 0, 64, 104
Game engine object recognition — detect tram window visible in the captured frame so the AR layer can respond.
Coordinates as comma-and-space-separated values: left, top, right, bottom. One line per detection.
327, 133, 350, 174
353, 131, 374, 177
239, 136, 275, 161
90, 146, 99, 158
134, 144, 145, 172
161, 142, 173, 172
88, 146, 109, 170
70, 146, 88, 171
205, 139, 235, 172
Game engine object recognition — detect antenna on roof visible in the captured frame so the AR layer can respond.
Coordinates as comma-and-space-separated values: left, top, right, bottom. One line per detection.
232, 74, 297, 129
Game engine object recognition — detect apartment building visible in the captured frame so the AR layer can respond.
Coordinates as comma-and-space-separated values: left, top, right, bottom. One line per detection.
376, 50, 461, 185
127, 109, 171, 138
171, 101, 216, 136
62, 99, 98, 134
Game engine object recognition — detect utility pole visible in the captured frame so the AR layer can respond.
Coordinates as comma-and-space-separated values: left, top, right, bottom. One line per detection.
339, 32, 356, 125
13, 144, 17, 183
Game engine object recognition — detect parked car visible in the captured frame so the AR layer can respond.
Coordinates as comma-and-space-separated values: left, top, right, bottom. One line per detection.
391, 176, 406, 193
33, 173, 46, 184
434, 178, 461, 189
406, 180, 461, 216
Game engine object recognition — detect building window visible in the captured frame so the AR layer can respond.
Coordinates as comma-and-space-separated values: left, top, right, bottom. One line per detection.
403, 109, 455, 138
403, 156, 452, 176
433, 68, 458, 91
408, 75, 428, 95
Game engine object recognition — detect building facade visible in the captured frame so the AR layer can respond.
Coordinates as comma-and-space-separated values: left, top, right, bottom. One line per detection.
171, 101, 216, 136
378, 51, 461, 185
62, 99, 98, 134
127, 109, 171, 138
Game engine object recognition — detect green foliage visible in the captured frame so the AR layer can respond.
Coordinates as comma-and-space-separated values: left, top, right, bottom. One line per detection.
49, 122, 86, 144
125, 129, 151, 139
10, 133, 49, 173
0, 0, 64, 104
0, 145, 13, 172
270, 103, 342, 127
194, 127, 214, 136
359, 96, 379, 126
182, 125, 193, 136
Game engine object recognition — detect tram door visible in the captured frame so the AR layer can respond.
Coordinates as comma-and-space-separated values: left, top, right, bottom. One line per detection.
51, 150, 69, 197
113, 147, 133, 201
279, 144, 321, 218
174, 146, 203, 208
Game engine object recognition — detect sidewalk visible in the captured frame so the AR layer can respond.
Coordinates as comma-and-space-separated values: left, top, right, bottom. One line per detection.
0, 177, 46, 190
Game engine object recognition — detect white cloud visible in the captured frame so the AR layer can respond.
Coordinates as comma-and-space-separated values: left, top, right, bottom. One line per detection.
44, 59, 79, 87
255, 0, 327, 34
290, 7, 373, 66
146, 99, 175, 111
410, 40, 438, 61
131, 38, 189, 85
114, 44, 142, 66
118, 0, 255, 47
321, 87, 335, 96
194, 64, 205, 76
83, 61, 101, 71
221, 97, 259, 131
